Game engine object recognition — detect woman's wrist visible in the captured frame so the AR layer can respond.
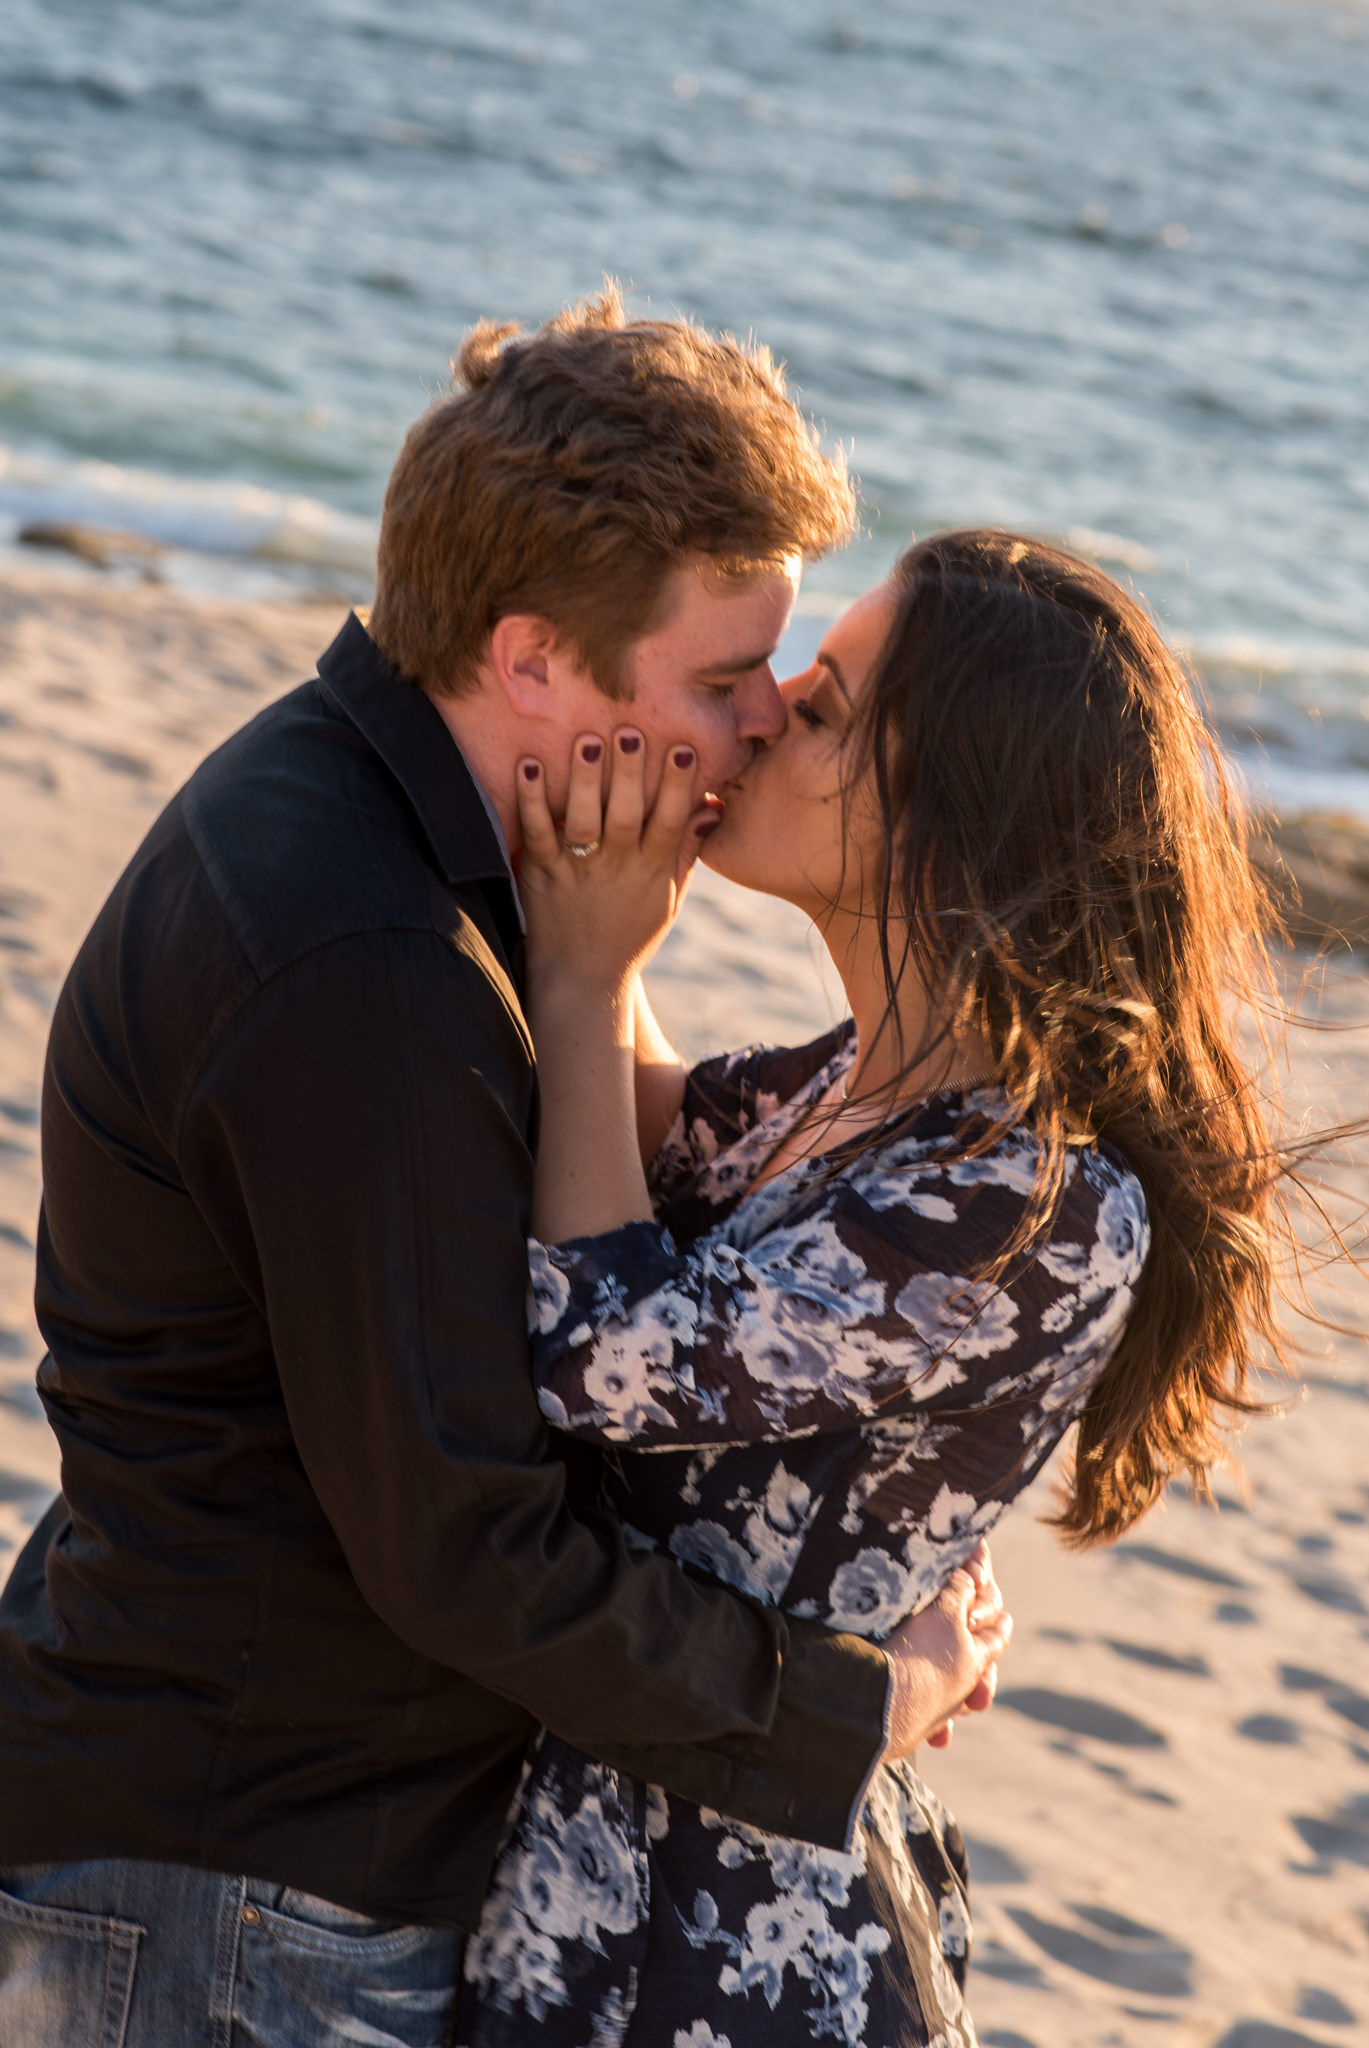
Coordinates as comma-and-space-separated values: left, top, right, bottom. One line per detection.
526, 963, 635, 1024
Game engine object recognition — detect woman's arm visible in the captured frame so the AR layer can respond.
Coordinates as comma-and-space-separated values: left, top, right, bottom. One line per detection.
517, 728, 705, 1244
530, 1154, 1147, 1451
631, 974, 688, 1169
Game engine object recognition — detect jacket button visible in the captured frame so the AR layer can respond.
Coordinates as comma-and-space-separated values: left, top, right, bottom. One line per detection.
240, 1905, 261, 1927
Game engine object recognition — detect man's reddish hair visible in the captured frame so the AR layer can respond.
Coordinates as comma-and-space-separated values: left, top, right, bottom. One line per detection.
369, 286, 855, 697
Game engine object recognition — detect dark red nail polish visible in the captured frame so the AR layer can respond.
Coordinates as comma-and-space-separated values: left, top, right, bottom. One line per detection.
618, 733, 641, 754
521, 761, 539, 780
673, 748, 695, 770
581, 739, 603, 764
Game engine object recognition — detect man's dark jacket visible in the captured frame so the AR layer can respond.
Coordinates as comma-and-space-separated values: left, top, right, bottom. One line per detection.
0, 616, 888, 1927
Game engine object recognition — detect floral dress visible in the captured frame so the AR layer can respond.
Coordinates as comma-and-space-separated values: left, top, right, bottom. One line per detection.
456, 1024, 1149, 2048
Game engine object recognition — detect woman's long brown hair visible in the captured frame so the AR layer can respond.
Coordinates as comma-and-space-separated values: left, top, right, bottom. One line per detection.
844, 528, 1293, 1545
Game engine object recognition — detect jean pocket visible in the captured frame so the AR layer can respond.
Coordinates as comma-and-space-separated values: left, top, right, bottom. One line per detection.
251, 1887, 435, 1960
0, 1882, 142, 2048
237, 1894, 459, 2048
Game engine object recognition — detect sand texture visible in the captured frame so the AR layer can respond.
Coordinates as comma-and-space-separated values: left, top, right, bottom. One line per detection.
2, 562, 1367, 2046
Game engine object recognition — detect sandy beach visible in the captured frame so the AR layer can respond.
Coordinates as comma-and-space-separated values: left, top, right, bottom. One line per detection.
1, 560, 1366, 2047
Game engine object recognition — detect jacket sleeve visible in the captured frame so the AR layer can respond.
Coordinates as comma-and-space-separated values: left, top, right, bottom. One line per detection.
175, 922, 888, 1851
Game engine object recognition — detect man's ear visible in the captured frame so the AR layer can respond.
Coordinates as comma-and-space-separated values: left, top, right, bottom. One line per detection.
487, 613, 576, 720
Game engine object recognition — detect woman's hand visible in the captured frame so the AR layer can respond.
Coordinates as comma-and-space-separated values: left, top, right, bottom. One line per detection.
880, 1540, 1013, 1760
517, 728, 705, 995
519, 728, 709, 1244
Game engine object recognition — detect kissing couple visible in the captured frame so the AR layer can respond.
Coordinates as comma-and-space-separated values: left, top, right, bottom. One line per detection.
0, 288, 1285, 2047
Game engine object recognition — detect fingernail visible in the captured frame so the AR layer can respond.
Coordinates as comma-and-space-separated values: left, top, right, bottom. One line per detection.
521, 761, 539, 781
580, 739, 603, 764
673, 747, 695, 770
618, 732, 641, 754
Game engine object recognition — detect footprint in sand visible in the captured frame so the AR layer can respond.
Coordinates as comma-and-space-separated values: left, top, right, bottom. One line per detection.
970, 1938, 1045, 1988
75, 740, 155, 781
961, 1834, 1027, 1885
997, 1687, 1167, 1748
1002, 1900, 1192, 1997
1290, 1791, 1369, 1869
1215, 2027, 1349, 2048
0, 1468, 54, 1522
1289, 1570, 1366, 1616
0, 756, 58, 793
1297, 1987, 1356, 2026
1325, 1690, 1369, 1736
1236, 1714, 1302, 1744
0, 1380, 42, 1420
1280, 1666, 1369, 1735
1280, 1666, 1335, 1691
0, 892, 43, 930
1110, 1540, 1249, 1589
1104, 1639, 1211, 1678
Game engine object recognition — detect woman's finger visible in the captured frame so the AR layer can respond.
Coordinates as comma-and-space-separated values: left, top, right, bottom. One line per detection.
515, 758, 559, 868
969, 1581, 1004, 1633
641, 743, 700, 861
561, 733, 607, 852
967, 1544, 1003, 1631
602, 728, 646, 849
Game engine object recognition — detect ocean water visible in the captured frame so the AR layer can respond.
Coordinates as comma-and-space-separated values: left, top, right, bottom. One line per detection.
2, 0, 1368, 818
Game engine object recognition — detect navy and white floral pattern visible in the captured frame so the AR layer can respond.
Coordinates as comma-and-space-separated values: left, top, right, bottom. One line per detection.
458, 1024, 1149, 2046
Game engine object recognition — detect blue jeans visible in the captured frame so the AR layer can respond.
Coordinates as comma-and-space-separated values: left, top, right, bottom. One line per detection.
0, 1859, 463, 2048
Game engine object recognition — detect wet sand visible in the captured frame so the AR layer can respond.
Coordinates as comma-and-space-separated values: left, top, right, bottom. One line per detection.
1, 560, 1366, 2046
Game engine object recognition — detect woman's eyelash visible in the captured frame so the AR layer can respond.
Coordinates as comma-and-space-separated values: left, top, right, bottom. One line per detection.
792, 697, 824, 729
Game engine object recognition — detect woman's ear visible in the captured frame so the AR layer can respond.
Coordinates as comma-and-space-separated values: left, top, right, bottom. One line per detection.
488, 614, 574, 721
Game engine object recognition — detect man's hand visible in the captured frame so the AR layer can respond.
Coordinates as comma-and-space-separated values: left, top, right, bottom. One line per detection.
880, 1540, 1012, 1761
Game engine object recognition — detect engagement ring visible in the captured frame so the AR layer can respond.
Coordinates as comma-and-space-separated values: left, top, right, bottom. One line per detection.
564, 839, 601, 859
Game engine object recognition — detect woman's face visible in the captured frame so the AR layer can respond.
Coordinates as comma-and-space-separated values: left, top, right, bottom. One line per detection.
701, 578, 899, 919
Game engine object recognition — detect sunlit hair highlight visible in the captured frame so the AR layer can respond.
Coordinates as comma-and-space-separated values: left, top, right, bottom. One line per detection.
369, 284, 856, 697
843, 528, 1291, 1545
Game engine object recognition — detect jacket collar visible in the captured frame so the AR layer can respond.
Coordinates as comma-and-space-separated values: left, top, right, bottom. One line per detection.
315, 613, 524, 952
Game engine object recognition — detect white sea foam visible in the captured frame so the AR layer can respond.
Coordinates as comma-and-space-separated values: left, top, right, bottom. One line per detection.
1062, 526, 1157, 574
0, 446, 378, 584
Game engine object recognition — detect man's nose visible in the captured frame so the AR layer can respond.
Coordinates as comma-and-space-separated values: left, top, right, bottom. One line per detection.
735, 665, 787, 743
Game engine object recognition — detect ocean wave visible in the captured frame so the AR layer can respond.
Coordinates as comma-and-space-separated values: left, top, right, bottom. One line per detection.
0, 446, 377, 581
1183, 633, 1369, 689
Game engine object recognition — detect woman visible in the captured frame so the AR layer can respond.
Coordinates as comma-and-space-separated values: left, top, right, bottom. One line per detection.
456, 530, 1284, 2045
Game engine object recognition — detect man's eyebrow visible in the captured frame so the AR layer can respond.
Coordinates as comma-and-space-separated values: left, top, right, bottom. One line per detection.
815, 653, 851, 701
696, 645, 779, 678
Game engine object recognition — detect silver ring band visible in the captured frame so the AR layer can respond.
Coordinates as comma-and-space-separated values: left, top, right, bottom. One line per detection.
564, 839, 601, 859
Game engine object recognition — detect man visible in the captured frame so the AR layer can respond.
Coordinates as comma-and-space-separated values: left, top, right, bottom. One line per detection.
0, 291, 1002, 2044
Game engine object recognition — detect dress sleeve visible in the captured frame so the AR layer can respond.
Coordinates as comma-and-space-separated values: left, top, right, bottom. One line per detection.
647, 1025, 853, 1206
531, 1135, 1150, 1452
